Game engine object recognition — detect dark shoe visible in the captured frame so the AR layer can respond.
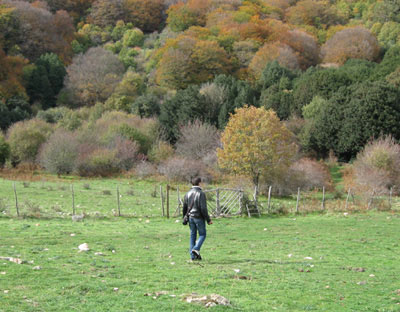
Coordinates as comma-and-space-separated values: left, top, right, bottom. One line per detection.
192, 249, 202, 260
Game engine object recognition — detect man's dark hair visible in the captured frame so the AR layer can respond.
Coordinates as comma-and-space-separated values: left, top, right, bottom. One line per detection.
192, 177, 202, 186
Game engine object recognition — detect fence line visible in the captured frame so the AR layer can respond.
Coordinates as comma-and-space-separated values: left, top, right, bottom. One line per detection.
0, 179, 398, 219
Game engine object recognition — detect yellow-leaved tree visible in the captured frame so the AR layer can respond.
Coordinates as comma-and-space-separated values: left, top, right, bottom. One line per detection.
217, 106, 297, 188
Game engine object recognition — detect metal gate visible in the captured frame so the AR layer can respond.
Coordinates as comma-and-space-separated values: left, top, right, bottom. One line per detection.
204, 188, 244, 216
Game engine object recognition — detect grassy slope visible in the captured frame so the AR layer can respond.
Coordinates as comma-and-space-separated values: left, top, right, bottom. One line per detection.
0, 213, 399, 311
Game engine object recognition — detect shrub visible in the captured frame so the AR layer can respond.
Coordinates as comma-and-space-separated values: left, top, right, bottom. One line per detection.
158, 156, 210, 182
262, 158, 331, 195
93, 111, 158, 151
109, 135, 139, 171
148, 141, 175, 164
38, 129, 79, 175
176, 120, 220, 161
0, 133, 10, 167
76, 148, 119, 177
117, 124, 152, 155
290, 158, 331, 190
134, 161, 157, 178
7, 118, 54, 165
352, 136, 400, 195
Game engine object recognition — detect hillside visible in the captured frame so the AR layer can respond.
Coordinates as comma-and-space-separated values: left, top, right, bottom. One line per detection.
0, 0, 400, 185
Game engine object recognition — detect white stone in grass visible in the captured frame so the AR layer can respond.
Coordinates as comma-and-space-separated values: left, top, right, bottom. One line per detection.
4, 290, 9, 294
78, 243, 90, 252
304, 257, 313, 260
233, 269, 240, 273
264, 228, 267, 231
113, 288, 119, 292
145, 220, 150, 223
288, 254, 293, 258
112, 250, 116, 253
95, 252, 104, 256
1, 272, 6, 275
325, 286, 330, 289
170, 262, 176, 265
70, 233, 76, 237
32, 266, 41, 270
175, 220, 180, 223
343, 213, 349, 216
369, 274, 375, 277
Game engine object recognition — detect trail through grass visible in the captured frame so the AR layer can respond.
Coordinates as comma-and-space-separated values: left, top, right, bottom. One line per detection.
0, 213, 399, 311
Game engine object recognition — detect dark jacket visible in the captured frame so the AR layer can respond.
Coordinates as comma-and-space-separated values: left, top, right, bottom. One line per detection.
183, 186, 210, 223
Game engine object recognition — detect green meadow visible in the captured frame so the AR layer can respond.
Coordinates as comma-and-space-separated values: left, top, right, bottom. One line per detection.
0, 212, 399, 311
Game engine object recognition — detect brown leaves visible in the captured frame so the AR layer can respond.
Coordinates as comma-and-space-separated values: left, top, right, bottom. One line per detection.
321, 27, 380, 65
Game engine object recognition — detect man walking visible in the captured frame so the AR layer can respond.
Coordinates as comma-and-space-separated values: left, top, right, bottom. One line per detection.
183, 177, 212, 260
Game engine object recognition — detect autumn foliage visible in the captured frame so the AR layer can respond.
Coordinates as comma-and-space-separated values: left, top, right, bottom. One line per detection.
156, 35, 232, 89
321, 27, 380, 65
217, 106, 297, 187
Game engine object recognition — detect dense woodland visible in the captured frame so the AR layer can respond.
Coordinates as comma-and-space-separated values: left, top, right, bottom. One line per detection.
0, 0, 400, 193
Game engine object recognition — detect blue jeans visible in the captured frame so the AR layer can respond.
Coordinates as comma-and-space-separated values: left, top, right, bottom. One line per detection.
189, 217, 206, 259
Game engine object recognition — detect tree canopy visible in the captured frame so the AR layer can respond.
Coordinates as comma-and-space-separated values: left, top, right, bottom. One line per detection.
217, 106, 297, 187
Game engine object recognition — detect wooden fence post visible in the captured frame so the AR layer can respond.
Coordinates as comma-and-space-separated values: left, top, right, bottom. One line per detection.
253, 186, 258, 211
160, 185, 164, 217
321, 186, 325, 210
367, 189, 375, 210
389, 187, 393, 209
13, 182, 19, 217
177, 186, 181, 215
345, 188, 351, 210
166, 184, 170, 218
296, 187, 300, 213
239, 189, 243, 214
267, 186, 272, 213
216, 188, 220, 216
117, 185, 121, 216
71, 184, 75, 216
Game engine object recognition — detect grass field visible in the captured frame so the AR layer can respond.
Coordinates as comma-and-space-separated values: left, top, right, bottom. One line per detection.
0, 177, 184, 218
0, 212, 399, 311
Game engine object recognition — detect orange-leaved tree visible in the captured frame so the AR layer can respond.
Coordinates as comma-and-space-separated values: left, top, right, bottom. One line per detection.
217, 106, 297, 188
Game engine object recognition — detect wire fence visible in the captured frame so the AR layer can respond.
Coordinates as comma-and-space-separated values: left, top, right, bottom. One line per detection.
0, 179, 398, 219
0, 179, 187, 219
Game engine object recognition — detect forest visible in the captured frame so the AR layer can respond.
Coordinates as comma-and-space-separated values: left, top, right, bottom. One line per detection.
0, 0, 400, 194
